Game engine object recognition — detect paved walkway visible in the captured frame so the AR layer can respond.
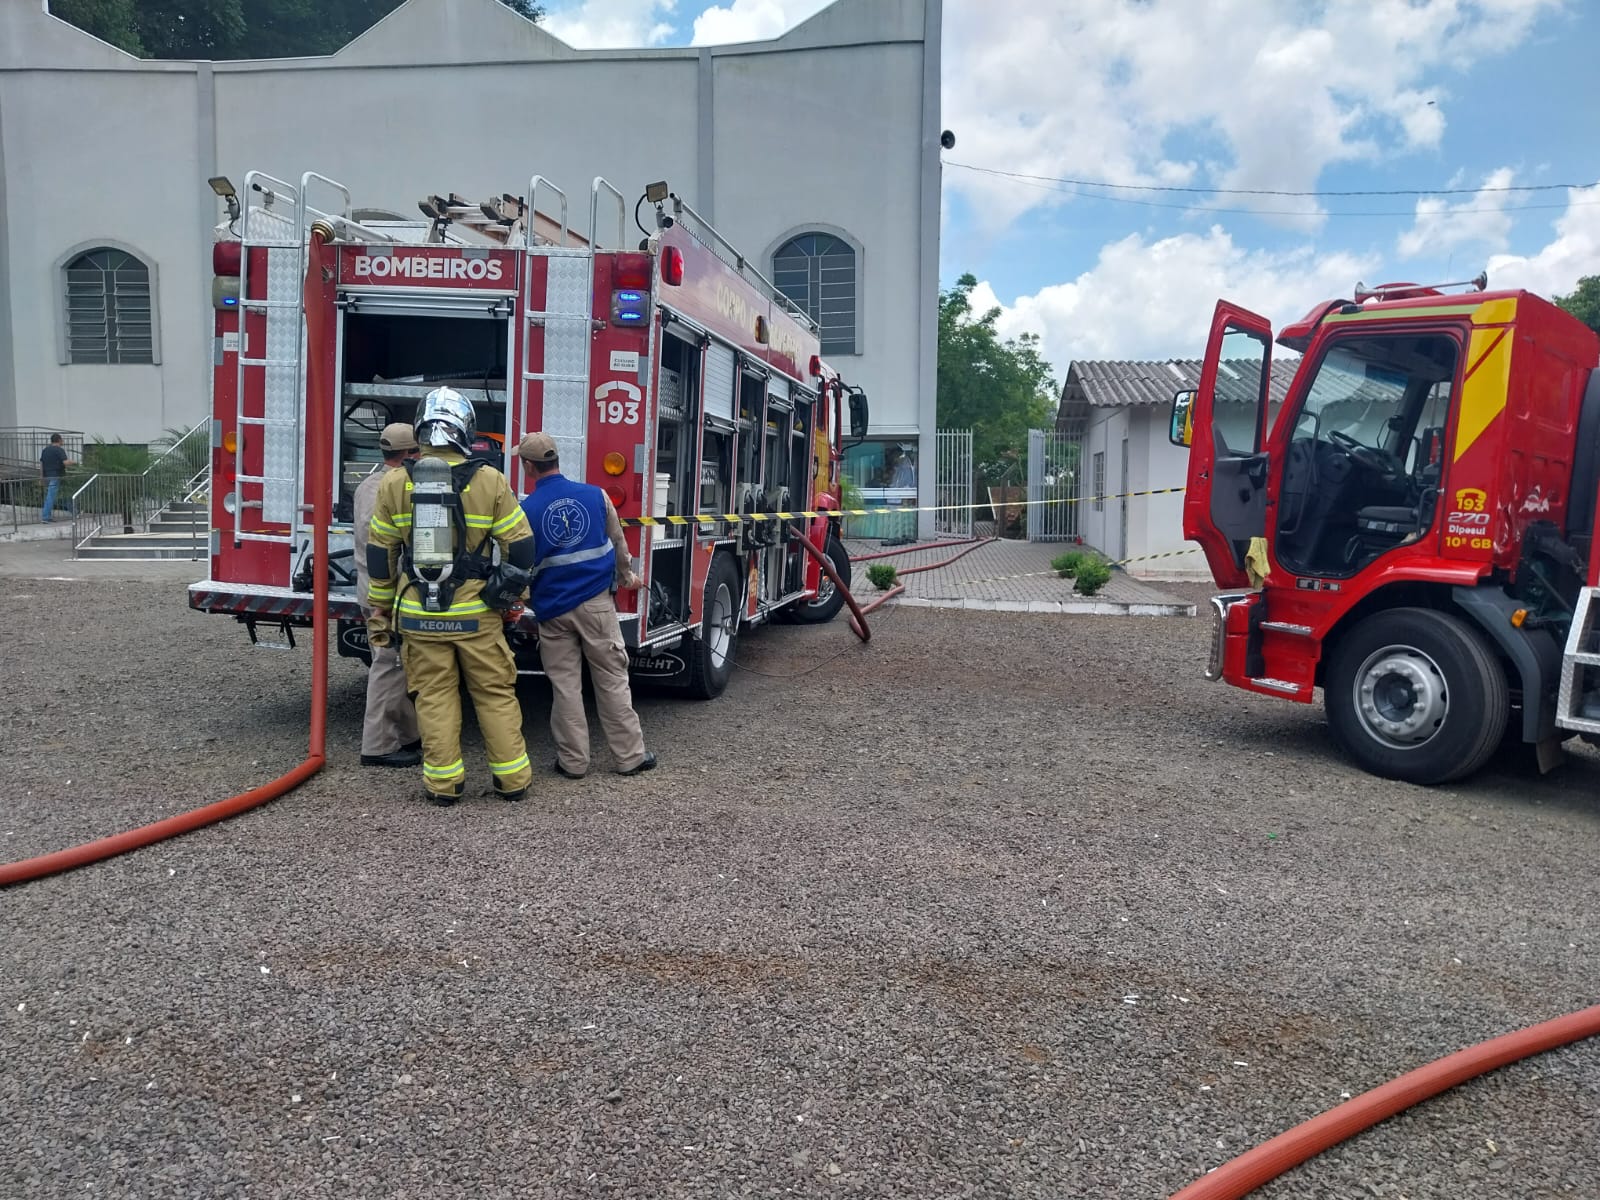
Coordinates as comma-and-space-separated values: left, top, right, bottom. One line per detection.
844, 537, 1196, 617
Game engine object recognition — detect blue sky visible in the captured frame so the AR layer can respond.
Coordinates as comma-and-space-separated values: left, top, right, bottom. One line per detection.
543, 0, 1600, 374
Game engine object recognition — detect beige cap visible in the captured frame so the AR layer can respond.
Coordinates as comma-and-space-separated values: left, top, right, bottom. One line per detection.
517, 431, 559, 464
379, 422, 419, 453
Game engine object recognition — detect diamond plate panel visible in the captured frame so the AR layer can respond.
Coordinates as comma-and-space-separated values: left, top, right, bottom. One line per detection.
263, 247, 303, 524
705, 342, 736, 424
538, 252, 593, 482
659, 368, 684, 412
245, 203, 299, 248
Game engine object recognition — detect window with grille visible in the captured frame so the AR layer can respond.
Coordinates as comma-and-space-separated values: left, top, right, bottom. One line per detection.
64, 248, 154, 364
771, 233, 857, 356
1092, 451, 1106, 512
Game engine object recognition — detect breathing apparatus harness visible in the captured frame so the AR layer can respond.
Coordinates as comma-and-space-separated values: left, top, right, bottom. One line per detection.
400, 456, 529, 614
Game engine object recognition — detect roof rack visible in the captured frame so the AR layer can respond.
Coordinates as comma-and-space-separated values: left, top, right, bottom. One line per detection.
1354, 271, 1488, 303
662, 193, 818, 335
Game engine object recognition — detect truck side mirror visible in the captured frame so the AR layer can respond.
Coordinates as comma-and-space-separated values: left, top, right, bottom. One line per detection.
848, 390, 869, 443
1170, 389, 1196, 447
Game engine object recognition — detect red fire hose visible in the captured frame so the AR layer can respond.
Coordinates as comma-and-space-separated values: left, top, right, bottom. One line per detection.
797, 530, 873, 642
1169, 1002, 1600, 1198
0, 223, 337, 890
849, 534, 985, 563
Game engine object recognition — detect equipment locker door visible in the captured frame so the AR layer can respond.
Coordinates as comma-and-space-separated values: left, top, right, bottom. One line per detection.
1175, 301, 1275, 588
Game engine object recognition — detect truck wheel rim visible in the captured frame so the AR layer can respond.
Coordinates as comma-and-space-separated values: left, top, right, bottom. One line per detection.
709, 581, 734, 668
809, 573, 836, 608
1354, 645, 1448, 750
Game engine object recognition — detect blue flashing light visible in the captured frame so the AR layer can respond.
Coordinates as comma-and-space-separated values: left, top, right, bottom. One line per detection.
223, 297, 238, 306
611, 287, 649, 326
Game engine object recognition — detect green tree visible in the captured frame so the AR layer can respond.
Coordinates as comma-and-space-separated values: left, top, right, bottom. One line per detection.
136, 0, 247, 59
52, 0, 545, 59
48, 0, 144, 54
1555, 275, 1600, 334
936, 273, 1057, 478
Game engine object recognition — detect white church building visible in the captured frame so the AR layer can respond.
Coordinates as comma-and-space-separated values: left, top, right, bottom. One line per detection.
0, 0, 941, 497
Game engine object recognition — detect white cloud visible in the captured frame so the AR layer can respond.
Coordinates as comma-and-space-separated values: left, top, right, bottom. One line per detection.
542, 0, 677, 48
1396, 167, 1519, 260
970, 181, 1600, 375
970, 226, 1377, 369
942, 0, 1563, 233
690, 0, 830, 45
1487, 184, 1600, 298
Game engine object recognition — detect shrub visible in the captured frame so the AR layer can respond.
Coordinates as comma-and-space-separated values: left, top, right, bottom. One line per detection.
1073, 555, 1114, 596
866, 563, 898, 591
1051, 550, 1085, 578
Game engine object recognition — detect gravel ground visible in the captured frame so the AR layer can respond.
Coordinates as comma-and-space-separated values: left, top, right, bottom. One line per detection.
2, 567, 1598, 1199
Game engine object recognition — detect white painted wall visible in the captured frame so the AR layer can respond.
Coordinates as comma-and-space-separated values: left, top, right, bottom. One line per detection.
1078, 406, 1130, 560
0, 0, 936, 452
713, 41, 925, 436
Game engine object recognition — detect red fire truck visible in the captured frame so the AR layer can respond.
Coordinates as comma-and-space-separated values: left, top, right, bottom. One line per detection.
189, 172, 868, 698
1173, 275, 1600, 784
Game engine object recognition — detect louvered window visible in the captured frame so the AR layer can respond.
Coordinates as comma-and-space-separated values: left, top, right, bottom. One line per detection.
772, 233, 856, 356
65, 248, 153, 364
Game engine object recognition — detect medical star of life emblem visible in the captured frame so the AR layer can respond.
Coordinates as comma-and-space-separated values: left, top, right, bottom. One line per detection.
543, 498, 591, 549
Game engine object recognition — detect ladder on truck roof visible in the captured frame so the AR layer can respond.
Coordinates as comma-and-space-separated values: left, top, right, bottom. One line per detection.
229, 173, 395, 566
517, 177, 626, 483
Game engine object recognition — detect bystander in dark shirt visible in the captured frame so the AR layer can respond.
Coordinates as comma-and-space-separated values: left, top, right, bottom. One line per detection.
40, 444, 67, 478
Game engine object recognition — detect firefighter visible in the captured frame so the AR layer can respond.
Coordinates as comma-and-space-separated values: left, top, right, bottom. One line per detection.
516, 431, 655, 779
353, 422, 422, 768
366, 388, 536, 805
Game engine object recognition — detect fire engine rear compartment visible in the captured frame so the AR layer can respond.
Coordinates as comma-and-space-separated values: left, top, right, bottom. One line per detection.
335, 306, 513, 521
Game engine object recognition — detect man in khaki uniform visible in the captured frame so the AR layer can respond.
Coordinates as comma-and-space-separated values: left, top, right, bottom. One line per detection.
366, 389, 536, 805
353, 423, 422, 767
517, 431, 654, 779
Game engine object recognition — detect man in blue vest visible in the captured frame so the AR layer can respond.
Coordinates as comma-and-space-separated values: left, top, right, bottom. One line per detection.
517, 431, 655, 778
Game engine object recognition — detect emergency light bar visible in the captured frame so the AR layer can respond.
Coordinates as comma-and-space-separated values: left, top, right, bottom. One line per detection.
611, 289, 648, 325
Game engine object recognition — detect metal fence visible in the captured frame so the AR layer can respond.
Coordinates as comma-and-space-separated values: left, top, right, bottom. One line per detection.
1026, 427, 1082, 542
1, 427, 86, 532
934, 428, 974, 538
70, 420, 210, 556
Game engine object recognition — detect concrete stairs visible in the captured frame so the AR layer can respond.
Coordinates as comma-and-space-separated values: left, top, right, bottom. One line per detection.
76, 500, 208, 560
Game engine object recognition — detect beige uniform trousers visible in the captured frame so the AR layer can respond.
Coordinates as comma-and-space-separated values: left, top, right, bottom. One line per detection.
400, 623, 533, 797
537, 591, 647, 774
362, 643, 420, 756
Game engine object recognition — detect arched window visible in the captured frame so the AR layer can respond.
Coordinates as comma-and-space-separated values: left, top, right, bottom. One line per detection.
772, 232, 857, 356
63, 247, 154, 364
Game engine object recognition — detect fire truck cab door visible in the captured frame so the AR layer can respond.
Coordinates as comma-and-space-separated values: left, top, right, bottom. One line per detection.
1176, 301, 1275, 589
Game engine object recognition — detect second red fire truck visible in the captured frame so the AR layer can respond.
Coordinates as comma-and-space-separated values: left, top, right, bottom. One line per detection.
189, 172, 869, 698
1174, 275, 1600, 784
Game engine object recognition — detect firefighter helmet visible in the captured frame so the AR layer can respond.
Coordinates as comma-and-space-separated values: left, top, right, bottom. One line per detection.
415, 386, 476, 455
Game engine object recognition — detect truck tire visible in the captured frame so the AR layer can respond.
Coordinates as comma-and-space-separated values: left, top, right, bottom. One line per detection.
681, 552, 742, 699
1324, 607, 1509, 785
786, 534, 851, 625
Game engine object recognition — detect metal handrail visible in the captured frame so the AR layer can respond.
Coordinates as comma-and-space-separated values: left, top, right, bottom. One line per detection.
68, 421, 211, 557
527, 176, 569, 247
591, 178, 627, 251
298, 172, 398, 245
668, 195, 818, 333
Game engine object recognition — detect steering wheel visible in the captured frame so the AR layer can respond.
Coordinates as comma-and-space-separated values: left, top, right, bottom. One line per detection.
1329, 429, 1400, 475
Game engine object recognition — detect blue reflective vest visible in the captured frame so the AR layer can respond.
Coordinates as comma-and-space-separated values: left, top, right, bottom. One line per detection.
520, 473, 615, 621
